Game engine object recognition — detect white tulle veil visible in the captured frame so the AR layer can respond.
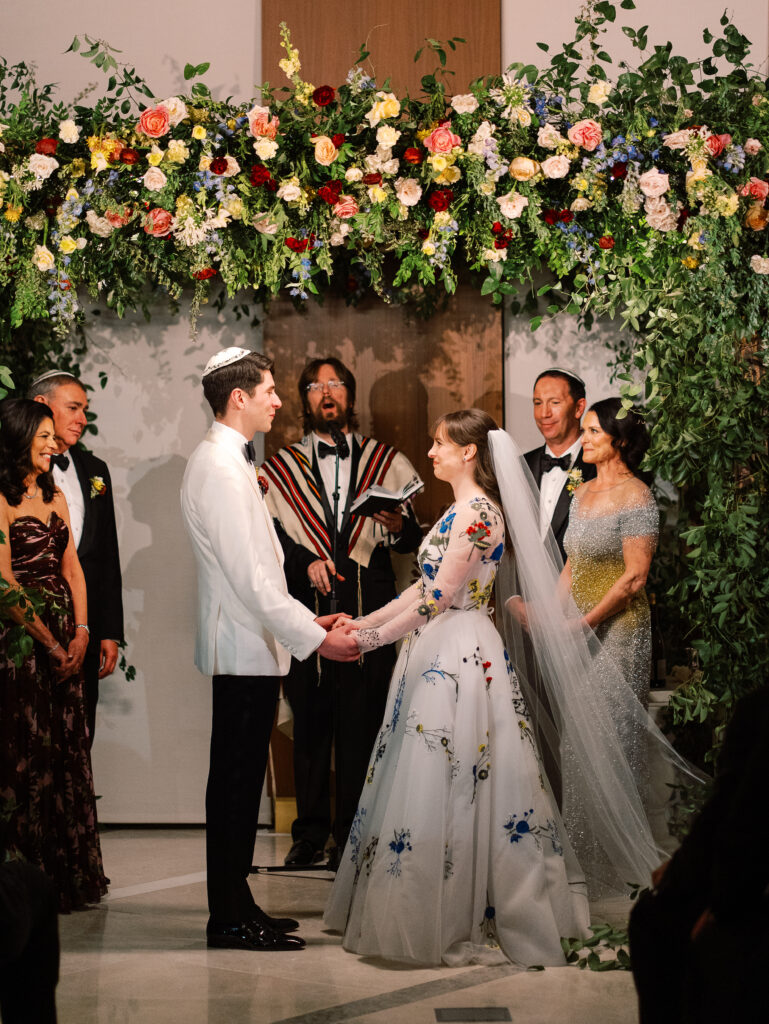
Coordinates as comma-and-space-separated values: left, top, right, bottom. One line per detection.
488, 429, 703, 896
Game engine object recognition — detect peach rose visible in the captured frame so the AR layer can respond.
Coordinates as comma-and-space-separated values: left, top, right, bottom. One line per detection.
247, 104, 280, 140
567, 118, 603, 151
541, 155, 570, 179
663, 130, 692, 150
744, 138, 763, 157
314, 135, 338, 166
143, 207, 174, 236
423, 124, 461, 155
509, 156, 539, 181
739, 177, 769, 201
497, 191, 528, 219
143, 166, 168, 192
138, 106, 171, 138
745, 203, 769, 231
332, 195, 359, 219
394, 177, 422, 207
638, 169, 670, 198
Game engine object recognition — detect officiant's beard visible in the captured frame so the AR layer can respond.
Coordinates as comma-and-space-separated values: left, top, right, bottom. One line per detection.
311, 401, 349, 434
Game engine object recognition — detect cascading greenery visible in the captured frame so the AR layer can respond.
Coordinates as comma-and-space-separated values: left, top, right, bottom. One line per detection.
1, 0, 767, 756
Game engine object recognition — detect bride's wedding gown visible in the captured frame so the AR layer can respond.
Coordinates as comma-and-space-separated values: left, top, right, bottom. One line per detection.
324, 495, 589, 966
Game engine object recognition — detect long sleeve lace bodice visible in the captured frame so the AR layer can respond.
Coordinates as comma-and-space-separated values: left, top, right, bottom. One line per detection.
355, 496, 505, 653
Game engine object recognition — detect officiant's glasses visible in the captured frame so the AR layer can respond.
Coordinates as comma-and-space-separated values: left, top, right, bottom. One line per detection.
306, 379, 345, 393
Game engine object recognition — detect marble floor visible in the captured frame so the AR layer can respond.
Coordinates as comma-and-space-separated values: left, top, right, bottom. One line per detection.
56, 828, 639, 1024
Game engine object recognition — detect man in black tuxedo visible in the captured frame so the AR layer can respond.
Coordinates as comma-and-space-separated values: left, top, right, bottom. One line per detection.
262, 357, 422, 870
30, 371, 124, 747
523, 368, 596, 564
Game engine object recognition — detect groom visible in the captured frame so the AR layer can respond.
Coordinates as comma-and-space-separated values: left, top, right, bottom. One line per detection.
181, 348, 359, 952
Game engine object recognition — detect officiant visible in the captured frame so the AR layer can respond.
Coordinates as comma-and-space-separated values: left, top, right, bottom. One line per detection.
261, 357, 422, 870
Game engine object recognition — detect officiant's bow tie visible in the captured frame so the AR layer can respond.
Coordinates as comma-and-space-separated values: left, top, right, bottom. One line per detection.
243, 441, 256, 465
50, 453, 70, 471
317, 442, 340, 459
541, 453, 572, 473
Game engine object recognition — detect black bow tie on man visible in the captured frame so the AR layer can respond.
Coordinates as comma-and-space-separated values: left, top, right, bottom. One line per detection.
541, 452, 572, 473
243, 441, 256, 464
317, 441, 339, 459
50, 453, 70, 471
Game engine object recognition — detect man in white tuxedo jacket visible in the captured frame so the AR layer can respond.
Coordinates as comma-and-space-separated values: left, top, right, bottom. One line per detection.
181, 348, 358, 952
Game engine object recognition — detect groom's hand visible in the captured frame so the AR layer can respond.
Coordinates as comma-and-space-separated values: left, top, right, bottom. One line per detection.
315, 613, 351, 631
317, 627, 360, 662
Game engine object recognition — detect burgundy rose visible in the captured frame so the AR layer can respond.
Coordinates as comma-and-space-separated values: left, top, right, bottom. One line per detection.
417, 228, 429, 239
250, 164, 272, 186
559, 210, 574, 224
362, 172, 382, 186
403, 147, 424, 166
120, 148, 139, 165
542, 208, 558, 225
265, 179, 278, 192
35, 138, 58, 155
491, 221, 503, 235
611, 161, 628, 180
210, 157, 228, 175
598, 235, 615, 250
331, 133, 345, 148
318, 180, 344, 205
494, 237, 508, 250
193, 267, 217, 279
312, 85, 335, 107
677, 207, 691, 232
428, 189, 453, 212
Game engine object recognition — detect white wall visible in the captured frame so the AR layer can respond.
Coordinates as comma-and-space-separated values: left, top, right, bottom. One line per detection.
2, 0, 765, 820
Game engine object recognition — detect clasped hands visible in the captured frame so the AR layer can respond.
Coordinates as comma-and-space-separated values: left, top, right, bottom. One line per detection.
49, 629, 89, 680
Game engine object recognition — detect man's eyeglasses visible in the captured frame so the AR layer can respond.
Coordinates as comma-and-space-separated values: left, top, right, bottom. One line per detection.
306, 380, 345, 393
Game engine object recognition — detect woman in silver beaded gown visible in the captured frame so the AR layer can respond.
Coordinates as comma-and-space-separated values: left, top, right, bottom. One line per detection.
562, 398, 658, 778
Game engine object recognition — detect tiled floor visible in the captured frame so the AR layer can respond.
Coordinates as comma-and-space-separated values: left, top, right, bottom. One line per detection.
56, 828, 639, 1023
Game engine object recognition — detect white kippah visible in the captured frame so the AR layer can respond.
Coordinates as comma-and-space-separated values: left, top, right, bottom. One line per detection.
201, 347, 252, 378
30, 369, 79, 387
541, 366, 585, 386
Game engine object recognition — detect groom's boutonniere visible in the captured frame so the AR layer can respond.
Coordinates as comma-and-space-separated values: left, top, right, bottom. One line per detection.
89, 475, 107, 499
566, 468, 583, 494
257, 471, 269, 497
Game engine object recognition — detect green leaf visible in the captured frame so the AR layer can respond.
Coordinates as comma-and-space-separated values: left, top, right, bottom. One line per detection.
595, 2, 617, 23
536, 42, 550, 52
67, 36, 81, 53
620, 0, 635, 7
529, 316, 543, 331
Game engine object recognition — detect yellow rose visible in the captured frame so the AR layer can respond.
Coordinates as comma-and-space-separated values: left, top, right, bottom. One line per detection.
368, 185, 387, 203
314, 135, 338, 166
192, 125, 207, 141
59, 236, 78, 254
90, 151, 108, 172
436, 165, 461, 184
225, 196, 244, 219
147, 147, 164, 167
509, 156, 539, 181
587, 81, 611, 106
32, 244, 55, 271
429, 154, 449, 173
380, 95, 400, 119
421, 240, 436, 256
166, 140, 189, 164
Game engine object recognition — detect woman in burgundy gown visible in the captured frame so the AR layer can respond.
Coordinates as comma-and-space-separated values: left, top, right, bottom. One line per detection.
0, 398, 107, 911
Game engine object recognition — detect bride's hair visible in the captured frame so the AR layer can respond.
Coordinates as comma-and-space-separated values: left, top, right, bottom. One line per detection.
433, 408, 503, 509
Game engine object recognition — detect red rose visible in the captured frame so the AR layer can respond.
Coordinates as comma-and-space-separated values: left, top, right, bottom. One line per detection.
611, 161, 628, 180
362, 172, 382, 185
677, 207, 691, 231
559, 210, 574, 224
312, 85, 335, 107
542, 208, 558, 225
403, 147, 424, 165
120, 148, 139, 165
494, 237, 508, 249
143, 207, 174, 237
193, 267, 217, 279
285, 237, 309, 253
331, 133, 345, 148
35, 138, 58, 155
250, 164, 271, 186
138, 106, 171, 139
598, 235, 615, 249
428, 189, 453, 212
491, 221, 503, 234
210, 157, 228, 175
318, 185, 338, 205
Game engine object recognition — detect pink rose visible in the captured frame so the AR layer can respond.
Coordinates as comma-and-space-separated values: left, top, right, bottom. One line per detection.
638, 169, 670, 198
332, 195, 359, 219
143, 207, 174, 236
739, 177, 769, 201
138, 106, 171, 138
744, 138, 763, 157
567, 118, 603, 152
540, 155, 570, 179
423, 123, 461, 154
705, 133, 731, 157
105, 206, 133, 228
247, 104, 280, 140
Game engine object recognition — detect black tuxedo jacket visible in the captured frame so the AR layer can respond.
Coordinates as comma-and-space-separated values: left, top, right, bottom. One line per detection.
68, 446, 124, 644
524, 445, 596, 564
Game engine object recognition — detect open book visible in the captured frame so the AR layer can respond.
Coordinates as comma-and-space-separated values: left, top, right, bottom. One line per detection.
350, 474, 424, 518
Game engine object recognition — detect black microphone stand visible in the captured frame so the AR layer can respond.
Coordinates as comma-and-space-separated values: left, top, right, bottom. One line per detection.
327, 424, 349, 614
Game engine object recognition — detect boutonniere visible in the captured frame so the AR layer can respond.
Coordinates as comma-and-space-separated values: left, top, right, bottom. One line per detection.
566, 468, 583, 494
89, 475, 107, 499
257, 471, 269, 497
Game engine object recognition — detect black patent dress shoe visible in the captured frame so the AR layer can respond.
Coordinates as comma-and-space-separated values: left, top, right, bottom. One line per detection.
325, 845, 341, 873
206, 921, 306, 951
284, 839, 324, 867
251, 906, 300, 933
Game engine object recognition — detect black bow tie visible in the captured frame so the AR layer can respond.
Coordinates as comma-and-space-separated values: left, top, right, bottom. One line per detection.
541, 452, 572, 473
243, 441, 256, 464
50, 453, 70, 471
317, 442, 338, 459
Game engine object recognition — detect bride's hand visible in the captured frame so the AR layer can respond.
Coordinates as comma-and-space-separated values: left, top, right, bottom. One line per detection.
505, 595, 529, 631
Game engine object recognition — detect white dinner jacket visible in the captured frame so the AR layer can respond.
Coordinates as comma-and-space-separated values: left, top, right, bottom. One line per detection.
181, 421, 325, 677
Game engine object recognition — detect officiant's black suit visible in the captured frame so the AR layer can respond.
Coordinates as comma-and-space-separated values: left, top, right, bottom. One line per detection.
69, 446, 124, 743
276, 437, 422, 856
524, 446, 596, 564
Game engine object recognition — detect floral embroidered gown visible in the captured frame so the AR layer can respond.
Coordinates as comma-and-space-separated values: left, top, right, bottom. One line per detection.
324, 496, 589, 966
0, 513, 108, 912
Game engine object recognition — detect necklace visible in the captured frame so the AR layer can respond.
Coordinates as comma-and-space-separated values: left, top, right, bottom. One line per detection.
23, 484, 39, 500
587, 475, 634, 493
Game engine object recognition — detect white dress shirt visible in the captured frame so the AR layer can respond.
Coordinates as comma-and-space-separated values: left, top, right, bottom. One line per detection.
52, 453, 85, 548
313, 432, 351, 531
538, 436, 584, 538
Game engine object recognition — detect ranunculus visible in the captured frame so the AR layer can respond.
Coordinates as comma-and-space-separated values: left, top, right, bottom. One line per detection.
32, 244, 55, 270
312, 85, 335, 107
333, 194, 359, 219
314, 135, 338, 166
247, 104, 280, 140
662, 129, 692, 150
537, 124, 563, 150
745, 203, 769, 231
193, 267, 216, 279
638, 169, 670, 198
423, 123, 461, 155
362, 172, 382, 186
376, 125, 400, 148
58, 119, 80, 144
428, 188, 452, 211
254, 138, 279, 160
559, 210, 574, 224
158, 96, 188, 126
542, 208, 558, 225
745, 138, 763, 157
105, 206, 133, 228
598, 235, 615, 249
138, 106, 171, 138
705, 133, 732, 157
120, 148, 139, 165
250, 164, 271, 186
252, 212, 279, 235
35, 137, 58, 155
143, 166, 168, 191
587, 81, 611, 106
509, 156, 539, 181
567, 118, 603, 151
85, 210, 114, 237
739, 177, 769, 201
611, 161, 628, 180
394, 177, 422, 206
28, 153, 59, 180
497, 190, 528, 220
750, 254, 769, 274
450, 93, 479, 115
143, 207, 174, 236
318, 180, 343, 204
403, 147, 424, 165
541, 155, 570, 179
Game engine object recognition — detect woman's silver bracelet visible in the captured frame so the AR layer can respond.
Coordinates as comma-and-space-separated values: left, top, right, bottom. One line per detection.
48, 641, 61, 654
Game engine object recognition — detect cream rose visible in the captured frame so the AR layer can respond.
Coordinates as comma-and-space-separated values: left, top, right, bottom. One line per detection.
662, 129, 691, 151
252, 212, 278, 235
365, 91, 400, 127
567, 119, 603, 151
32, 244, 55, 270
376, 125, 401, 148
254, 138, 279, 160
509, 156, 539, 181
394, 177, 422, 206
143, 166, 168, 192
314, 135, 338, 166
28, 153, 59, 180
750, 254, 769, 274
570, 197, 593, 211
421, 240, 436, 256
159, 96, 188, 127
541, 155, 570, 179
537, 124, 564, 150
221, 155, 241, 177
483, 247, 505, 263
451, 93, 479, 115
277, 179, 302, 202
644, 196, 678, 232
58, 119, 80, 144
638, 169, 670, 198
497, 190, 528, 219
85, 210, 115, 237
345, 167, 364, 182
587, 81, 611, 106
